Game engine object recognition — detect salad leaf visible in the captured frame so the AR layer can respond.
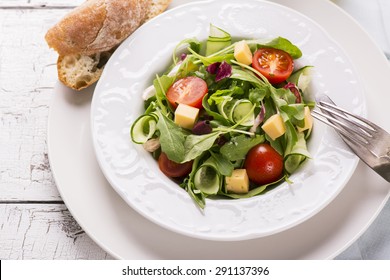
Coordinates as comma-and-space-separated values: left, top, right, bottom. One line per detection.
280, 103, 306, 127
222, 176, 286, 199
202, 95, 232, 126
248, 87, 268, 104
230, 67, 266, 88
153, 75, 175, 115
182, 132, 222, 163
220, 134, 265, 161
209, 151, 234, 177
155, 110, 187, 163
284, 132, 311, 174
257, 37, 302, 59
215, 61, 232, 82
173, 38, 201, 64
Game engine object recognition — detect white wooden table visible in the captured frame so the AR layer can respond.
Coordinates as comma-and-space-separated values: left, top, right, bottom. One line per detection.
1, 0, 389, 259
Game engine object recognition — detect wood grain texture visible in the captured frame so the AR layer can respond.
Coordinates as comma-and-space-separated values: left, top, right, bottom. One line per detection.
0, 8, 67, 201
0, 204, 113, 259
0, 1, 113, 259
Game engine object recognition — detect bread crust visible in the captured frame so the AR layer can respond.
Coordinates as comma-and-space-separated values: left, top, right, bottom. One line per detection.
45, 0, 150, 56
46, 0, 172, 90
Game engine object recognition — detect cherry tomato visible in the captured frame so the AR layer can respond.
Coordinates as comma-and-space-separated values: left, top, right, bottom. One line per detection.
158, 152, 193, 178
252, 48, 294, 84
244, 143, 284, 185
166, 76, 208, 109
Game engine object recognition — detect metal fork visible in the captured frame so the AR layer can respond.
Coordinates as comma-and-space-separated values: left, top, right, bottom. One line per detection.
311, 94, 390, 182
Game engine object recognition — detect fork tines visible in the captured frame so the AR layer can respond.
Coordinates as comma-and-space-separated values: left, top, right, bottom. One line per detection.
312, 101, 376, 146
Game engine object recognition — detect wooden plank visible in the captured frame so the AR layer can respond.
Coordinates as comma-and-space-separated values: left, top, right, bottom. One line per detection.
0, 204, 113, 259
0, 8, 72, 201
0, 0, 83, 8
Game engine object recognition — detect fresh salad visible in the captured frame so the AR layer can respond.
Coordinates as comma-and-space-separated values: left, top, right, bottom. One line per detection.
131, 24, 314, 209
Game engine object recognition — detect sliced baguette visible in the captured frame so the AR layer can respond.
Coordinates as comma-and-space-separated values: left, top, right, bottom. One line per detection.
46, 0, 172, 91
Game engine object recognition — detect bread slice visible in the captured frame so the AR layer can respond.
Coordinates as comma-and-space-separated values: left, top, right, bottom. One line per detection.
47, 0, 172, 90
57, 50, 113, 90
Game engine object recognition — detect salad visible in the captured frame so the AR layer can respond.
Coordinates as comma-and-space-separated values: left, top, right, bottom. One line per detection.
131, 24, 314, 209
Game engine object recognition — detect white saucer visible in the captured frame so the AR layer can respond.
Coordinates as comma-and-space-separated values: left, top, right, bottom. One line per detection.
48, 0, 390, 259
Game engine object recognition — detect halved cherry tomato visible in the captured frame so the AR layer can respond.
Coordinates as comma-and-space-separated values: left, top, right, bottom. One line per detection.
252, 48, 294, 84
244, 143, 284, 185
166, 76, 208, 109
158, 152, 193, 178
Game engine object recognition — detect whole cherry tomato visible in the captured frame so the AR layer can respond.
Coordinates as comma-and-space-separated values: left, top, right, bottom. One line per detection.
158, 152, 193, 178
244, 143, 284, 185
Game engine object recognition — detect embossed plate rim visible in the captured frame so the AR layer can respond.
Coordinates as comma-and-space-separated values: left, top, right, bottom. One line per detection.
90, 0, 364, 241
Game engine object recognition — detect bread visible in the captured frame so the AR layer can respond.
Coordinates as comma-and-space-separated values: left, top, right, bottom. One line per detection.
45, 0, 172, 90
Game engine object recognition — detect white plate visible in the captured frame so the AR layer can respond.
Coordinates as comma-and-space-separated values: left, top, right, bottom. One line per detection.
90, 0, 363, 241
48, 0, 390, 259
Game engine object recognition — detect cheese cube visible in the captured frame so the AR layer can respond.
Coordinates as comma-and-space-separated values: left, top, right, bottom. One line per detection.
297, 106, 313, 132
225, 169, 250, 194
262, 114, 286, 140
174, 103, 199, 130
234, 40, 253, 65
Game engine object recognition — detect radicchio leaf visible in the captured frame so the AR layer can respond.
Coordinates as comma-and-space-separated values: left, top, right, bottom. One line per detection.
215, 61, 232, 82
206, 61, 232, 82
284, 82, 302, 103
206, 62, 221, 74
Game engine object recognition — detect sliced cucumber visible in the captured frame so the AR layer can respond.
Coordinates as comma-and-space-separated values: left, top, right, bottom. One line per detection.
130, 114, 158, 144
217, 96, 234, 119
209, 24, 231, 38
194, 163, 221, 195
194, 166, 220, 195
217, 98, 255, 126
232, 100, 255, 126
206, 24, 231, 56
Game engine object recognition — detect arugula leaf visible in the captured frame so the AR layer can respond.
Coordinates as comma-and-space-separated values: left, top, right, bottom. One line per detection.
220, 134, 265, 161
173, 38, 201, 64
182, 132, 222, 163
208, 85, 244, 105
284, 132, 311, 174
221, 176, 286, 199
280, 103, 306, 127
209, 151, 234, 176
257, 37, 302, 59
202, 95, 232, 126
283, 120, 299, 157
153, 75, 175, 115
248, 87, 268, 104
231, 67, 266, 88
155, 110, 187, 163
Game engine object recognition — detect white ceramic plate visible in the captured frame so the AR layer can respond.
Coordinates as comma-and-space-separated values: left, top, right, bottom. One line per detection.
48, 0, 390, 259
90, 0, 364, 241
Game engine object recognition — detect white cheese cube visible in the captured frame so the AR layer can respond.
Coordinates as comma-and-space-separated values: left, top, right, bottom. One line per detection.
234, 40, 253, 65
174, 103, 199, 130
297, 106, 313, 132
262, 114, 286, 140
225, 169, 250, 194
